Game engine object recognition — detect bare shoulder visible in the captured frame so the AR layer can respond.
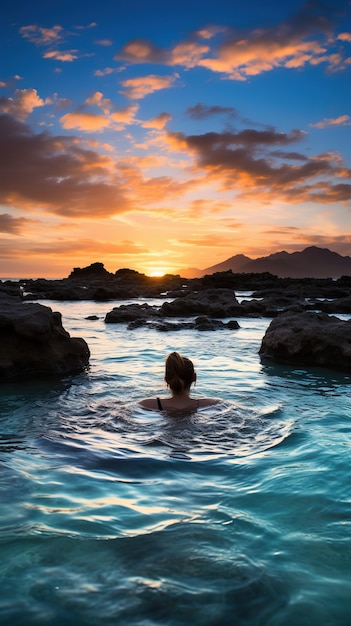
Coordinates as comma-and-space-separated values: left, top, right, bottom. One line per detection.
139, 398, 159, 410
197, 398, 221, 407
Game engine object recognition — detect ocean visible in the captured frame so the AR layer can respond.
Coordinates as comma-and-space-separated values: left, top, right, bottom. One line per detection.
0, 296, 350, 625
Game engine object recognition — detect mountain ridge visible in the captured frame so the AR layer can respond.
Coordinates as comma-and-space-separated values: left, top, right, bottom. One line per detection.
180, 247, 351, 279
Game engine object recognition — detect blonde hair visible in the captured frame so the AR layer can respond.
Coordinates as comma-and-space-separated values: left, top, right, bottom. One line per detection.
165, 352, 195, 395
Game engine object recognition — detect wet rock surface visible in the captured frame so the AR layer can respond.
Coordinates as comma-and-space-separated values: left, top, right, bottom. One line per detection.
259, 311, 351, 371
0, 293, 90, 382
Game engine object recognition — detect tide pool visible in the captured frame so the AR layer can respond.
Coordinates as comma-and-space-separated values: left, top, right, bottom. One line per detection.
0, 299, 350, 625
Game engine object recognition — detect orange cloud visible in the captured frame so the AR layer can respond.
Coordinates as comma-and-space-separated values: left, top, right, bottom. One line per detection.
166, 127, 351, 204
0, 113, 131, 217
60, 111, 111, 131
115, 5, 350, 79
0, 88, 49, 121
116, 39, 166, 63
0, 75, 22, 88
170, 42, 210, 67
337, 32, 351, 42
141, 112, 172, 129
85, 91, 114, 114
120, 74, 179, 99
0, 213, 32, 235
43, 50, 78, 62
19, 24, 64, 45
110, 104, 139, 125
94, 67, 116, 76
60, 95, 139, 131
310, 114, 351, 128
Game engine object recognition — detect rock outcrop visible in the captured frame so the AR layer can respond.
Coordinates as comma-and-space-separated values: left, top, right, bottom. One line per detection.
0, 293, 90, 382
259, 311, 351, 371
160, 288, 242, 318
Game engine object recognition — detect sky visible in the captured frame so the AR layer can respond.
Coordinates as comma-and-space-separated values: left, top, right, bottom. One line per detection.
1, 0, 351, 277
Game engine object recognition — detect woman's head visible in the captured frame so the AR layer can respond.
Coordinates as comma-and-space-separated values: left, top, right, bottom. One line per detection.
165, 352, 196, 394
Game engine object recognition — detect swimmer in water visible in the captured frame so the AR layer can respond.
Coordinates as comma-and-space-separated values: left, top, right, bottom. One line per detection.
139, 351, 220, 411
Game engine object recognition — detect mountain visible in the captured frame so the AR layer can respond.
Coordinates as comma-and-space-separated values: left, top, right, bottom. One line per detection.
184, 247, 351, 279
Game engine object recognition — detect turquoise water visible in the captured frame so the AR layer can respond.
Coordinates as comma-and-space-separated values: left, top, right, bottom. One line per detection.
1, 298, 351, 626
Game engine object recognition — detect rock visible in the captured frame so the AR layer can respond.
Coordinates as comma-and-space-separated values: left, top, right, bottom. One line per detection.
160, 288, 242, 317
0, 293, 90, 382
319, 296, 351, 314
105, 303, 161, 323
69, 262, 113, 280
259, 311, 351, 371
126, 316, 240, 332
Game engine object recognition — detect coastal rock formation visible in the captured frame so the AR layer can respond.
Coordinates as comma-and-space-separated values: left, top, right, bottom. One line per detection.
259, 311, 351, 371
160, 288, 242, 317
105, 303, 161, 323
127, 316, 240, 332
0, 293, 90, 382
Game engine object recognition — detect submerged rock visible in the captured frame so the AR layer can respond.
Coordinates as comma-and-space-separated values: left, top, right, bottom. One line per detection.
259, 311, 351, 371
0, 293, 90, 382
126, 315, 240, 332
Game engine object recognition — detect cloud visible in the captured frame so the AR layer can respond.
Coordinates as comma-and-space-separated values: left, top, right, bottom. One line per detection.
167, 125, 351, 203
85, 91, 114, 114
120, 74, 179, 99
95, 39, 113, 46
60, 111, 111, 131
110, 104, 139, 125
19, 23, 87, 62
0, 213, 30, 235
186, 103, 238, 119
0, 75, 22, 89
94, 67, 116, 76
115, 3, 351, 79
0, 89, 49, 121
141, 112, 172, 129
115, 39, 168, 63
60, 94, 139, 131
19, 25, 64, 45
0, 113, 131, 217
43, 50, 79, 62
310, 114, 351, 128
337, 32, 351, 42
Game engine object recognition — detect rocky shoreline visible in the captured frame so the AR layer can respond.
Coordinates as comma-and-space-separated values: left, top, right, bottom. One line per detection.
1, 262, 351, 379
2, 261, 351, 316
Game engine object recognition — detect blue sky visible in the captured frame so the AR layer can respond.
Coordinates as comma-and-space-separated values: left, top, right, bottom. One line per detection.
1, 0, 350, 276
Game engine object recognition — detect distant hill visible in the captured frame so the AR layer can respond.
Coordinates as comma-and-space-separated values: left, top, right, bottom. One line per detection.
180, 247, 351, 279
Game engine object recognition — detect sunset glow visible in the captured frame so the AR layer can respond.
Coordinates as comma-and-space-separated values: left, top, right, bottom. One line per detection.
1, 0, 350, 278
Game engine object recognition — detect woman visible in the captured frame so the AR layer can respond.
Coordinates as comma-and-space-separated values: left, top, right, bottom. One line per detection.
139, 351, 220, 411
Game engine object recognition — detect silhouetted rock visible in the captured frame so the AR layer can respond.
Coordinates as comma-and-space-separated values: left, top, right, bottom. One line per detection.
126, 316, 240, 332
105, 303, 161, 323
160, 288, 242, 317
319, 296, 351, 314
0, 281, 23, 298
0, 293, 90, 382
259, 311, 351, 371
69, 262, 113, 280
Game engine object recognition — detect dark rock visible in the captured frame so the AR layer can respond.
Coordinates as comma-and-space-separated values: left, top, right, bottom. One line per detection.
0, 293, 90, 382
319, 296, 351, 314
259, 311, 351, 371
227, 319, 241, 330
86, 315, 99, 320
105, 303, 161, 323
160, 288, 241, 318
69, 262, 113, 280
0, 281, 23, 298
126, 315, 240, 332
